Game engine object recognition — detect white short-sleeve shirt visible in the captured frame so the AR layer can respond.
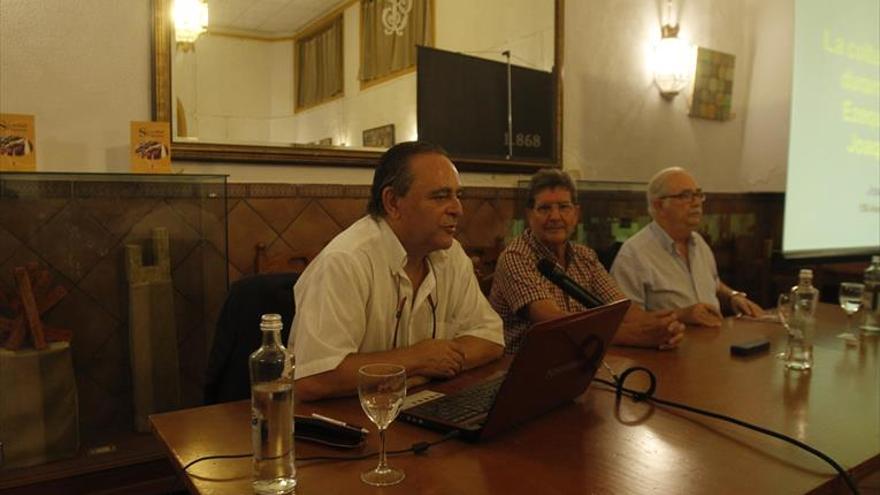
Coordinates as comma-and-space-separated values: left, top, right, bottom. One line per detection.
290, 216, 504, 379
610, 222, 720, 311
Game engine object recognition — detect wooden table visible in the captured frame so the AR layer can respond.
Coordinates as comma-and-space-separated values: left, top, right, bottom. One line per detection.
150, 304, 879, 494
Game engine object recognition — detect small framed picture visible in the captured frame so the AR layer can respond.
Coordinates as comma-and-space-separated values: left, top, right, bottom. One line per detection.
362, 124, 395, 148
689, 47, 735, 121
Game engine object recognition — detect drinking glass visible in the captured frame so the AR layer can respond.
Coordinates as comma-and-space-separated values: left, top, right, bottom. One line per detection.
358, 364, 407, 486
785, 340, 813, 371
775, 293, 794, 360
839, 282, 864, 342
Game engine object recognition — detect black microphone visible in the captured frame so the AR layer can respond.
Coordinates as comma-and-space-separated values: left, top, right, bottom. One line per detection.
536, 258, 605, 309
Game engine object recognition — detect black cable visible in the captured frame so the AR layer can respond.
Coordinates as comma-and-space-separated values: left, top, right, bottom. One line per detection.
298, 430, 459, 462
183, 453, 251, 471
596, 366, 860, 495
181, 430, 459, 471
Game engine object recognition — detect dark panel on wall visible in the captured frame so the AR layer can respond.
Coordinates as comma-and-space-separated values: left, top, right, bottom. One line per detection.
417, 46, 555, 160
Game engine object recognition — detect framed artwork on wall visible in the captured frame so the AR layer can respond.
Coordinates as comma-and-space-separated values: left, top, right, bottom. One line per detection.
689, 47, 735, 121
363, 124, 395, 148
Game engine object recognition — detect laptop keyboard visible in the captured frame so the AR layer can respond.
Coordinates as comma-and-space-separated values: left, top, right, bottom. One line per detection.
407, 375, 505, 424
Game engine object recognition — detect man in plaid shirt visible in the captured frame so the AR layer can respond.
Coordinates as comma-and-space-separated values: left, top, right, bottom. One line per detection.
490, 169, 685, 353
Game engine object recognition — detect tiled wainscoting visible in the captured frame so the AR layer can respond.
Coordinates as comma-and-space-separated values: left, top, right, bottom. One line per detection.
0, 176, 227, 456
225, 184, 520, 281
234, 184, 872, 311
227, 185, 788, 307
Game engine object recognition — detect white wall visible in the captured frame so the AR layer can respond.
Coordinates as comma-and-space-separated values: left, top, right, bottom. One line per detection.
0, 0, 792, 190
174, 34, 279, 143
435, 0, 555, 72
563, 0, 790, 191
0, 0, 151, 173
739, 0, 793, 191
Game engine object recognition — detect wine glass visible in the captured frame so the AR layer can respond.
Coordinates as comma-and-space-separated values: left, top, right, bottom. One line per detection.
358, 364, 407, 486
775, 293, 794, 360
839, 282, 864, 343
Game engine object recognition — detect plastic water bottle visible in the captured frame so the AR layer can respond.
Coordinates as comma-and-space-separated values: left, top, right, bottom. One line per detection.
786, 269, 819, 370
863, 256, 880, 332
250, 314, 297, 494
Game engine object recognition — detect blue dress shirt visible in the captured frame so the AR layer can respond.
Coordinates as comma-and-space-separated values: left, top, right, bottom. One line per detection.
610, 222, 720, 311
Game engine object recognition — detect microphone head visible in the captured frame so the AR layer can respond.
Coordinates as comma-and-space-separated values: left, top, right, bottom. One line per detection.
537, 258, 558, 277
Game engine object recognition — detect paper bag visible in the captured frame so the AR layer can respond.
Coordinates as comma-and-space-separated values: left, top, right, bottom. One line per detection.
0, 342, 79, 469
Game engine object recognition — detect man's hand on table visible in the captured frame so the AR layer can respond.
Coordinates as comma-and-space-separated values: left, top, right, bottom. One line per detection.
730, 295, 764, 318
405, 339, 466, 379
677, 303, 723, 327
616, 308, 686, 350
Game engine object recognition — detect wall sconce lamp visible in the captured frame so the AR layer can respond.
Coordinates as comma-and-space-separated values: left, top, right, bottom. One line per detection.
653, 23, 693, 100
173, 0, 209, 51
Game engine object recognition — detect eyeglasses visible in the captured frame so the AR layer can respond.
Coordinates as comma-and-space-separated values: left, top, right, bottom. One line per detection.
533, 202, 575, 216
659, 189, 706, 202
392, 294, 437, 348
391, 260, 438, 348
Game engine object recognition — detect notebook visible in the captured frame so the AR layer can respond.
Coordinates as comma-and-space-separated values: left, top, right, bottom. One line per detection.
399, 299, 630, 441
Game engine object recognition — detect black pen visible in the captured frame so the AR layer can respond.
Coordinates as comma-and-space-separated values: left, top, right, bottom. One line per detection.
311, 413, 369, 435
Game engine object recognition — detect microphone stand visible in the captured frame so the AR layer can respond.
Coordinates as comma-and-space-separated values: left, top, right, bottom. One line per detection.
503, 50, 513, 160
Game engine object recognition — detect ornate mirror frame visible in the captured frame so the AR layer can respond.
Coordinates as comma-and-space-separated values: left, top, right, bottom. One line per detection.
151, 0, 564, 172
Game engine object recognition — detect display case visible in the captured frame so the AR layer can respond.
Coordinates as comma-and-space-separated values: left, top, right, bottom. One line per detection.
0, 172, 228, 493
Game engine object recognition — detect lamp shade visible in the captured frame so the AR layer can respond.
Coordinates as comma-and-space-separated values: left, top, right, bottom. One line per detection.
173, 0, 209, 44
653, 32, 693, 99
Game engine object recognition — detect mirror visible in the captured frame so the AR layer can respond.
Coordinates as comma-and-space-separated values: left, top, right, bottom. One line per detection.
151, 0, 563, 170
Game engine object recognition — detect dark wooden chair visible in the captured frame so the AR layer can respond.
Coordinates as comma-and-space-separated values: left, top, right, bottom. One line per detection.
204, 272, 299, 404
254, 242, 316, 275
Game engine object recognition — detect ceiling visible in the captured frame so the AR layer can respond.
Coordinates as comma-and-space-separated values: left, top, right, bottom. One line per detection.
207, 0, 342, 36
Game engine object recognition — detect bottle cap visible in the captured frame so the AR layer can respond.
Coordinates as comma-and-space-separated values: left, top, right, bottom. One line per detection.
872, 255, 879, 263
798, 268, 813, 278
260, 313, 283, 331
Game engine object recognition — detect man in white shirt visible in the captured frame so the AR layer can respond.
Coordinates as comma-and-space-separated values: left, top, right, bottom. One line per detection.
291, 142, 504, 401
610, 167, 763, 326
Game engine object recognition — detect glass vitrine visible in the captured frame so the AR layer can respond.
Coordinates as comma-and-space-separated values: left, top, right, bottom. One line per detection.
0, 172, 228, 491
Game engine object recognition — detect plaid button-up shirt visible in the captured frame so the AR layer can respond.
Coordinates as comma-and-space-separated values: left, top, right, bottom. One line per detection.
489, 229, 626, 353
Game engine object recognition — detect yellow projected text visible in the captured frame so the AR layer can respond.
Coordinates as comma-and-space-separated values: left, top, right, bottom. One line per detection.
823, 29, 880, 66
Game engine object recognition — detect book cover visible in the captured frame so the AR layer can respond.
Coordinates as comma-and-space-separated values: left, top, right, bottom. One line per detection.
0, 114, 37, 171
130, 121, 171, 173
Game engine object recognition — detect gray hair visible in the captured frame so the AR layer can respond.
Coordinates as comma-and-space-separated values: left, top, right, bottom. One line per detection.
526, 168, 579, 208
646, 166, 688, 216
